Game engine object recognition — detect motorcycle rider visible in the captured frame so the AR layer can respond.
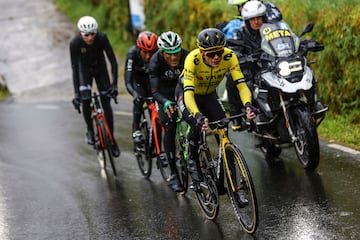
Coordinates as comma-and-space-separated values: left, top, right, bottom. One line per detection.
70, 16, 120, 157
124, 31, 158, 148
222, 0, 282, 131
148, 31, 189, 193
229, 0, 325, 146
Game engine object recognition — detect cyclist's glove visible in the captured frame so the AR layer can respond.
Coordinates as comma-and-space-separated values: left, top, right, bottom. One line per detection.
163, 100, 175, 112
195, 112, 206, 130
133, 95, 143, 106
110, 85, 118, 98
72, 94, 81, 114
245, 102, 255, 114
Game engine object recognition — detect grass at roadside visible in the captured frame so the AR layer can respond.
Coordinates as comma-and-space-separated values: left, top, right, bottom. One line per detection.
318, 111, 360, 151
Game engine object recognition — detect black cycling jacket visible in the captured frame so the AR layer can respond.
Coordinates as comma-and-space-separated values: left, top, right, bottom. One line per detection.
70, 32, 118, 94
149, 49, 189, 105
124, 45, 151, 97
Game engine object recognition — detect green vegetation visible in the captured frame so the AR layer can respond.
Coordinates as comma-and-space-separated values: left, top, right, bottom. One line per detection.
55, 0, 359, 150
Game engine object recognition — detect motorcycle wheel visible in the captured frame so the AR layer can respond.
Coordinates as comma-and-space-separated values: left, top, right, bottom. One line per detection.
292, 107, 320, 171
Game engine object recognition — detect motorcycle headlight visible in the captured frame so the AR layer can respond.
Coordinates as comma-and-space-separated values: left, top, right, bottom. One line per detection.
277, 60, 303, 77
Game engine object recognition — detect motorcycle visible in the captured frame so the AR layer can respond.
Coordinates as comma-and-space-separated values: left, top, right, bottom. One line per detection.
231, 21, 328, 170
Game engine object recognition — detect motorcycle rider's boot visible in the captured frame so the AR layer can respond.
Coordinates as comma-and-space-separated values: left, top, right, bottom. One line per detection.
313, 101, 327, 119
314, 101, 325, 112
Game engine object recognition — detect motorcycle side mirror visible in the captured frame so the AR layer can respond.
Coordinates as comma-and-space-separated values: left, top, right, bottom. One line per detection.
299, 23, 314, 37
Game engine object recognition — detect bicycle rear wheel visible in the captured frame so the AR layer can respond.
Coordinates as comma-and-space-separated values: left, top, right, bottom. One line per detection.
224, 143, 258, 234
157, 152, 172, 183
195, 146, 219, 220
176, 151, 188, 195
135, 118, 152, 178
175, 134, 189, 194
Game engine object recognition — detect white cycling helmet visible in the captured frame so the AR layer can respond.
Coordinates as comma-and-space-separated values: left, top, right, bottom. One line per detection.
241, 0, 266, 21
157, 31, 182, 54
77, 16, 98, 33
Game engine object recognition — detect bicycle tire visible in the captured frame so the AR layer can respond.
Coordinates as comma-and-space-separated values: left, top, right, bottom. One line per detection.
175, 134, 188, 194
135, 116, 152, 178
155, 123, 172, 183
95, 120, 106, 168
157, 153, 172, 183
224, 143, 258, 234
195, 145, 219, 220
178, 151, 189, 195
99, 120, 117, 176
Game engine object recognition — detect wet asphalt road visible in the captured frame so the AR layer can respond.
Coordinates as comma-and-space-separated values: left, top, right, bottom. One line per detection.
0, 98, 359, 240
1, 0, 360, 239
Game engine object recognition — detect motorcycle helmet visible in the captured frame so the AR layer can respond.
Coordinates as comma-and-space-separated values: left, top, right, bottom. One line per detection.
157, 31, 182, 54
197, 28, 226, 52
136, 31, 158, 51
228, 0, 248, 5
77, 16, 98, 33
241, 0, 267, 21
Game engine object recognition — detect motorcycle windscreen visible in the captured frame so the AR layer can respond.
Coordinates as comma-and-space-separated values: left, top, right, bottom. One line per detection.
260, 21, 300, 57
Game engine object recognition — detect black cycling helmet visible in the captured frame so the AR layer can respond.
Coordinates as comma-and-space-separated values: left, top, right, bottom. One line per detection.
196, 28, 226, 52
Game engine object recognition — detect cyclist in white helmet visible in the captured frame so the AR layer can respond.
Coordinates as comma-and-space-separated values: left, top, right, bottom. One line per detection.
149, 31, 189, 193
70, 16, 120, 157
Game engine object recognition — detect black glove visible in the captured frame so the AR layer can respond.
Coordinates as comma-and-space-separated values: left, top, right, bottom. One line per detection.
195, 112, 206, 130
245, 102, 255, 114
72, 94, 81, 114
133, 95, 143, 106
110, 85, 118, 98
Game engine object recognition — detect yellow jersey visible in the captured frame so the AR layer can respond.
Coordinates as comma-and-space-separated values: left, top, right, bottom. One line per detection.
183, 47, 252, 116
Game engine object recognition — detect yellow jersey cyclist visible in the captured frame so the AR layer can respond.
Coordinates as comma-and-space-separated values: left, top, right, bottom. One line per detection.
183, 28, 256, 191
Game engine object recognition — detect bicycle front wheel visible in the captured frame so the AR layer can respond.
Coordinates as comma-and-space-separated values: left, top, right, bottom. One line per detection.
224, 143, 258, 234
195, 146, 219, 220
99, 120, 117, 176
135, 118, 152, 178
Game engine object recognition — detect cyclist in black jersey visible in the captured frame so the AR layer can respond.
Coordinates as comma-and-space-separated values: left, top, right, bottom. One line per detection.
149, 31, 189, 192
124, 31, 158, 147
70, 16, 120, 157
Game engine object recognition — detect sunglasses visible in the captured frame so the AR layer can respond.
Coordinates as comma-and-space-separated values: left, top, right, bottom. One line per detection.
81, 32, 96, 37
205, 49, 224, 58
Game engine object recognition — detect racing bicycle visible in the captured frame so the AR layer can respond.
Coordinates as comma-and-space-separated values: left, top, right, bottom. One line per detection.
135, 97, 172, 182
73, 91, 118, 176
194, 113, 258, 233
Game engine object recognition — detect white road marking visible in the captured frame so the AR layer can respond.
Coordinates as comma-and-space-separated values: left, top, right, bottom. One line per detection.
35, 104, 60, 110
328, 143, 360, 155
114, 110, 132, 117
